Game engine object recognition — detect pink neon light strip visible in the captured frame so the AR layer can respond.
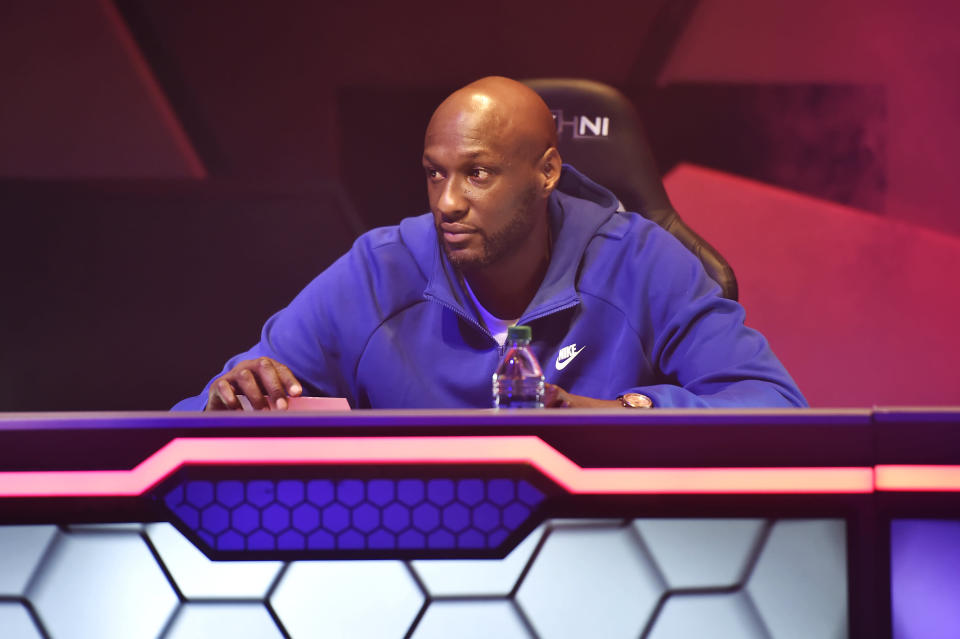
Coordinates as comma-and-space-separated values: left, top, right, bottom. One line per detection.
875, 465, 960, 491
0, 436, 875, 498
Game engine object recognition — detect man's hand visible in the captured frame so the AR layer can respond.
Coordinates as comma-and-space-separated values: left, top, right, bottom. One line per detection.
543, 383, 622, 409
206, 357, 303, 411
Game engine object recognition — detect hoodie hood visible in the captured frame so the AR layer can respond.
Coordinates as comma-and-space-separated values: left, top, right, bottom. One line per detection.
554, 164, 622, 211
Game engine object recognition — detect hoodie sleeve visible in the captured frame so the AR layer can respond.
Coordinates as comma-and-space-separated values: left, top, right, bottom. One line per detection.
617, 223, 808, 408
171, 227, 413, 411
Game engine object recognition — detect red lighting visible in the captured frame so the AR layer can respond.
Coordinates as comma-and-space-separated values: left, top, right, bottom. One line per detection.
0, 436, 875, 498
875, 465, 960, 491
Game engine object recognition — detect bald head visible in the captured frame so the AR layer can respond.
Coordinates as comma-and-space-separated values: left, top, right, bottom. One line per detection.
421, 77, 563, 285
426, 76, 558, 164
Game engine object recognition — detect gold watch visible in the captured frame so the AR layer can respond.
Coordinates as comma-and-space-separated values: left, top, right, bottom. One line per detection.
617, 393, 653, 408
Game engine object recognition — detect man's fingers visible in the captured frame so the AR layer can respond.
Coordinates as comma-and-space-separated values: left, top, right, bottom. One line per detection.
275, 362, 303, 397
208, 378, 240, 411
257, 358, 293, 409
542, 383, 569, 408
206, 358, 300, 411
236, 368, 269, 409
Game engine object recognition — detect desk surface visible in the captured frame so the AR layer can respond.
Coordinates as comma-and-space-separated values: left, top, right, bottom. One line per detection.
1, 407, 958, 471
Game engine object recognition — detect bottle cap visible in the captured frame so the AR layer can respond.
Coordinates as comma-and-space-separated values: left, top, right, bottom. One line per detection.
507, 325, 532, 341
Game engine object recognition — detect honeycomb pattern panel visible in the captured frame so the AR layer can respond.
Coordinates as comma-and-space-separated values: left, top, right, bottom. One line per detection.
163, 477, 544, 554
633, 518, 765, 589
271, 560, 424, 638
28, 531, 179, 639
0, 525, 57, 596
164, 603, 285, 639
647, 592, 768, 638
411, 524, 546, 596
411, 601, 532, 639
747, 519, 848, 639
0, 516, 850, 639
0, 601, 43, 639
145, 523, 282, 599
516, 523, 665, 639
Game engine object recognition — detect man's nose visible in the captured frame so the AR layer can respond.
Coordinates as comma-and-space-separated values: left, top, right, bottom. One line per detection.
435, 178, 467, 219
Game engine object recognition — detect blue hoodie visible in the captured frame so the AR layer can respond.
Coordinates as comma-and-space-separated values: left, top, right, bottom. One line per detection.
174, 166, 806, 410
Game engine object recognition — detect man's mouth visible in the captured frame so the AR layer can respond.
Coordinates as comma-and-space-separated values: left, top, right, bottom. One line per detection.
440, 222, 476, 244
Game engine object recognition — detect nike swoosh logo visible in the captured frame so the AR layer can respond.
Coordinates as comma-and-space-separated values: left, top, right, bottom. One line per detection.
555, 345, 586, 371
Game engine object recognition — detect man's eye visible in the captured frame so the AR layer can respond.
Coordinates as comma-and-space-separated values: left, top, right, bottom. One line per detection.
425, 168, 442, 180
469, 168, 490, 180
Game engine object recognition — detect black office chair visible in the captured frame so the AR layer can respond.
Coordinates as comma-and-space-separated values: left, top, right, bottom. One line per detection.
524, 78, 739, 301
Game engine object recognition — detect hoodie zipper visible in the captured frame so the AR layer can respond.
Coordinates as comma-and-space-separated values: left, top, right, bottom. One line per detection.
428, 296, 505, 355
428, 295, 582, 357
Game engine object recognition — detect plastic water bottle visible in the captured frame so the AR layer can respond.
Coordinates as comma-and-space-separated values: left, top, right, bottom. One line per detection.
493, 325, 545, 408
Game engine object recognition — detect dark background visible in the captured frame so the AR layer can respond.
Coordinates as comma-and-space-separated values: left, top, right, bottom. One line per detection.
1, 0, 958, 409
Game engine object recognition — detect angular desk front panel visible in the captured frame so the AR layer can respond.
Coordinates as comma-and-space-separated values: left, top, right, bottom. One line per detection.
1, 409, 958, 639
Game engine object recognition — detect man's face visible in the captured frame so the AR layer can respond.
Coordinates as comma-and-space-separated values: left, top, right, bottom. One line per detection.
422, 105, 542, 272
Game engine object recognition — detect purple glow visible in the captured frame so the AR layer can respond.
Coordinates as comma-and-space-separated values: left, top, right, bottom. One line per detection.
164, 476, 544, 554
891, 519, 960, 638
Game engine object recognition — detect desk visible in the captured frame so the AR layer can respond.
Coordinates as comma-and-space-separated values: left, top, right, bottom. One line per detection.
1, 408, 958, 639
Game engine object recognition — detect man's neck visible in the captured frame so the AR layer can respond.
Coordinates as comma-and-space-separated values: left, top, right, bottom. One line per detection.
463, 215, 551, 320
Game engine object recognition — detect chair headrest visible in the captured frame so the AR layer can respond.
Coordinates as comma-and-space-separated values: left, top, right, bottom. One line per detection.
523, 78, 673, 222
524, 78, 739, 301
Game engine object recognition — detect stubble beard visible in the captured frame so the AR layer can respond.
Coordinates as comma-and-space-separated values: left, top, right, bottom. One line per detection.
441, 186, 540, 273
447, 213, 532, 272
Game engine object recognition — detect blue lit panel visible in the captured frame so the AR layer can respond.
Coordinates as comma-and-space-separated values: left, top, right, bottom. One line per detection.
891, 519, 960, 638
163, 477, 545, 556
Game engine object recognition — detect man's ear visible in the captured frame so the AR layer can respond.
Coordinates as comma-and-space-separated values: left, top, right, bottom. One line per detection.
540, 147, 562, 194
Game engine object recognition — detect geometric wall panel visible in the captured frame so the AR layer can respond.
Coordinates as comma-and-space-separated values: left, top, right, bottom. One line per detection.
516, 524, 665, 639
747, 519, 848, 639
0, 602, 43, 639
412, 524, 546, 596
145, 523, 282, 599
665, 163, 960, 407
0, 525, 57, 596
28, 532, 179, 639
634, 518, 766, 589
647, 592, 767, 639
0, 517, 849, 638
410, 601, 531, 639
270, 560, 424, 639
164, 603, 285, 639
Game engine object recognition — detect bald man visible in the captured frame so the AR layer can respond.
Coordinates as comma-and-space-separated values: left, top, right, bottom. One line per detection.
174, 77, 805, 410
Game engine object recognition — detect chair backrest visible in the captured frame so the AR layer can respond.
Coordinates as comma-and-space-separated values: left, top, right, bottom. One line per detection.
523, 78, 739, 301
